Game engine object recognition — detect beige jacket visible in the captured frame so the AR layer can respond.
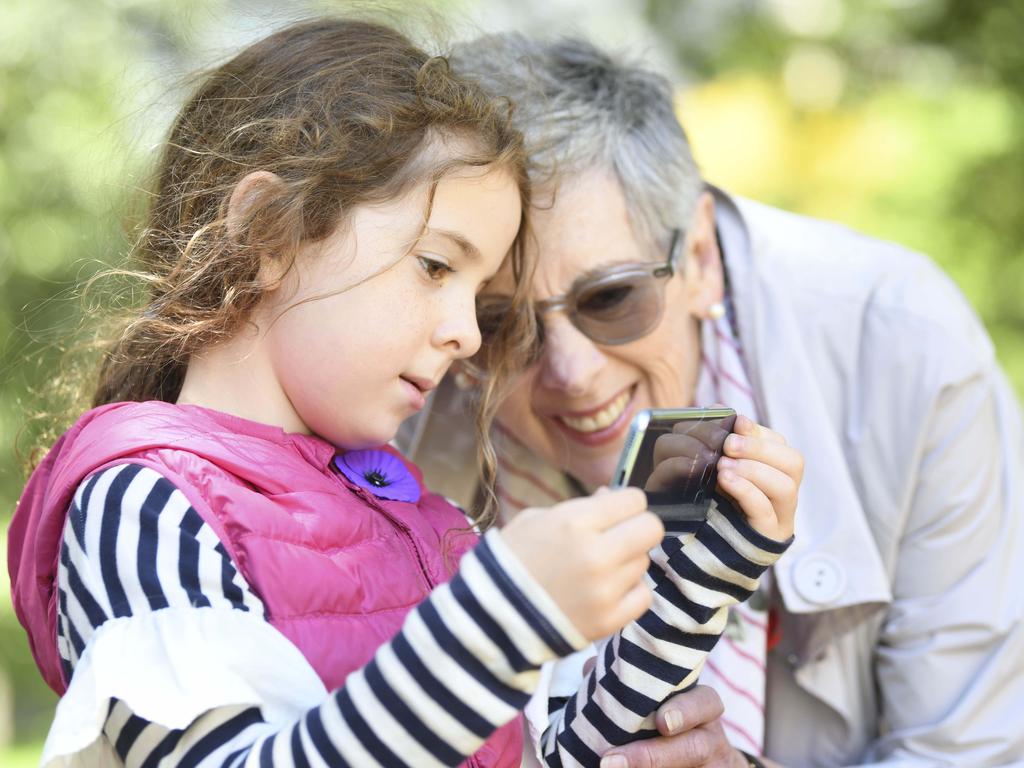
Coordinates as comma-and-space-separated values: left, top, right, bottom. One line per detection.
401, 192, 1024, 767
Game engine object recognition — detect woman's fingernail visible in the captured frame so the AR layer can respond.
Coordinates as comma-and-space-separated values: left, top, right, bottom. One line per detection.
727, 434, 744, 452
718, 457, 737, 470
600, 755, 628, 768
665, 709, 685, 734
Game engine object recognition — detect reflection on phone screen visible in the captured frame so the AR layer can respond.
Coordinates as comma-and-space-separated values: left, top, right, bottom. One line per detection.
626, 412, 736, 531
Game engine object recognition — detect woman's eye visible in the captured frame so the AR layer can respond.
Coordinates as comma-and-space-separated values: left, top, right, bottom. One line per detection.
417, 256, 453, 281
579, 284, 634, 315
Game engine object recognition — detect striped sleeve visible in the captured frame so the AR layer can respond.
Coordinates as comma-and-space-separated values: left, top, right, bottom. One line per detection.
56, 463, 264, 679
57, 463, 587, 768
539, 499, 791, 767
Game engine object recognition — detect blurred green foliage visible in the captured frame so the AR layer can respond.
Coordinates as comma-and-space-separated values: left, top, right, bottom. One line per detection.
651, 0, 1024, 389
1, 0, 1021, 758
0, 0, 227, 753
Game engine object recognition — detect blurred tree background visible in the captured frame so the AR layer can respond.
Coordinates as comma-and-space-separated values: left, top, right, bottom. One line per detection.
1, 0, 1021, 762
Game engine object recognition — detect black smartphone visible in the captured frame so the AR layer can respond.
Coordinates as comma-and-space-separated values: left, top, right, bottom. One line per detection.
612, 408, 737, 529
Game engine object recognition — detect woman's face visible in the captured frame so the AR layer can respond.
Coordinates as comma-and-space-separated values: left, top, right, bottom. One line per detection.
492, 169, 723, 488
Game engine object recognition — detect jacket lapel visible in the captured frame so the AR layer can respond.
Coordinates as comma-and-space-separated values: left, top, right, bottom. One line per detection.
726, 195, 892, 594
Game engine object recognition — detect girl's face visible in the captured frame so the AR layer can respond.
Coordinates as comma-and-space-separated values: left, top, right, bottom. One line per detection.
259, 165, 521, 449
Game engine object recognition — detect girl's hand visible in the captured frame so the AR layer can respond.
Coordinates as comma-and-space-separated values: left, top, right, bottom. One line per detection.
717, 415, 802, 542
501, 487, 664, 641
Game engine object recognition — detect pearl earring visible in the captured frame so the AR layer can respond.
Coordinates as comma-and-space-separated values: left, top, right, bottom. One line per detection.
708, 302, 726, 321
454, 370, 475, 391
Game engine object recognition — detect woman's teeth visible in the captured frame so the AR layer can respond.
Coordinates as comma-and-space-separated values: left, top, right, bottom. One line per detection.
558, 390, 631, 433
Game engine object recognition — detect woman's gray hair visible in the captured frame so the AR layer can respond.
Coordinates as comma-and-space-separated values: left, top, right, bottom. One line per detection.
450, 33, 704, 245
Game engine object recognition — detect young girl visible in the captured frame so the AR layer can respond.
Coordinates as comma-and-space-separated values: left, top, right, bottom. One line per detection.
8, 18, 799, 768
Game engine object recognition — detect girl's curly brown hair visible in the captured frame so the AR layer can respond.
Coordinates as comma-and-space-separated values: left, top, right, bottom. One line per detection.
46, 17, 536, 531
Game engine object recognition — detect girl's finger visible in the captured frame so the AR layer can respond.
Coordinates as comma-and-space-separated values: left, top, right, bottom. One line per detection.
600, 510, 665, 564
614, 580, 655, 627
717, 457, 797, 510
717, 470, 777, 533
604, 553, 654, 598
734, 414, 787, 445
723, 433, 804, 481
564, 486, 648, 531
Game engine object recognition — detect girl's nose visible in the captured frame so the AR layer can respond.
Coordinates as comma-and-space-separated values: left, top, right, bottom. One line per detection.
536, 315, 606, 396
436, 294, 482, 359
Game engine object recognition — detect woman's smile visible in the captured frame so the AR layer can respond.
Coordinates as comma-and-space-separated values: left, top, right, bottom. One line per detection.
549, 385, 637, 445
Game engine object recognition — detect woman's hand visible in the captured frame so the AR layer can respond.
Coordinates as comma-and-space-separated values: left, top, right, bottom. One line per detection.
501, 487, 664, 641
599, 686, 781, 768
716, 415, 802, 542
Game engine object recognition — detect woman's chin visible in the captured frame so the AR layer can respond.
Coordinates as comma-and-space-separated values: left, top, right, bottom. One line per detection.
568, 454, 621, 492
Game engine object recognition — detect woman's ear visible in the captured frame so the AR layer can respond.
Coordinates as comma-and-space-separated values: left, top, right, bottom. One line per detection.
682, 191, 725, 319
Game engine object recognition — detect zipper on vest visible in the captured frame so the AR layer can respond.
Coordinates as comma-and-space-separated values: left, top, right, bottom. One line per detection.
329, 473, 499, 766
393, 516, 433, 591
342, 482, 435, 592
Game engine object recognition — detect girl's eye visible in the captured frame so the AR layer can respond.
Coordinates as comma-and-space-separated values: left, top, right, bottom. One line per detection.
417, 255, 454, 282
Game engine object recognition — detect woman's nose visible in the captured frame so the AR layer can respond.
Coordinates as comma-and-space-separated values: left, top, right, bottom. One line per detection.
536, 316, 605, 396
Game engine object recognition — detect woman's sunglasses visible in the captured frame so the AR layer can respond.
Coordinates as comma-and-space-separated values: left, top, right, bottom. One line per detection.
474, 229, 683, 370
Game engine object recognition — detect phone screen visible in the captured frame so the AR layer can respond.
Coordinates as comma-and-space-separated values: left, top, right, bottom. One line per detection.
616, 409, 736, 529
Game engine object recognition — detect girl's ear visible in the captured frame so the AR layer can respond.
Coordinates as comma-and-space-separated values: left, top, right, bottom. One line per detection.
227, 171, 290, 291
682, 191, 725, 320
226, 170, 284, 237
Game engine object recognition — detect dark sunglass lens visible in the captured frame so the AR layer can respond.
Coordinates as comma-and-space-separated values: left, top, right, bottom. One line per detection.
576, 283, 636, 319
475, 296, 510, 340
575, 276, 661, 344
528, 320, 546, 366
471, 296, 545, 373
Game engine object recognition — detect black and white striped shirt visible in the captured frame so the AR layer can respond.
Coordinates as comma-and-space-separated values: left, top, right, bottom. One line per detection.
56, 463, 788, 767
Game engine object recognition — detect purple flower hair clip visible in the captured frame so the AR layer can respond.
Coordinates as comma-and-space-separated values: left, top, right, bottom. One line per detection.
333, 449, 421, 503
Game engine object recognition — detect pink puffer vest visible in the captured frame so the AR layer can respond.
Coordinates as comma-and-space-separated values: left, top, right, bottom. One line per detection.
8, 401, 522, 766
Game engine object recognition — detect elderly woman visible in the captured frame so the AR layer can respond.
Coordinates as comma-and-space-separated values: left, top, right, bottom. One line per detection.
401, 34, 1024, 768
